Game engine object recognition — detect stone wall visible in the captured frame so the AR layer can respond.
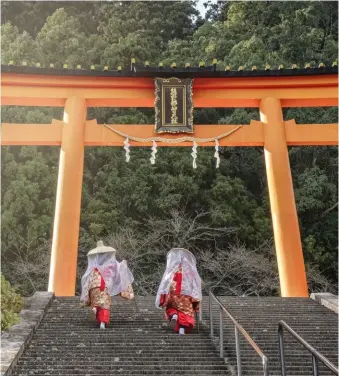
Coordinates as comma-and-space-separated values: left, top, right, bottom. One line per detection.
1, 291, 54, 376
310, 292, 338, 314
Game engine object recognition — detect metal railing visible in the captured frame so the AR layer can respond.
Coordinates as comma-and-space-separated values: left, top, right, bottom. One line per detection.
278, 320, 339, 376
200, 289, 269, 376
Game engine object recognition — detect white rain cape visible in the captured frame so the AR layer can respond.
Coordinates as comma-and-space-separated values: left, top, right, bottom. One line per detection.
80, 244, 134, 302
155, 248, 202, 308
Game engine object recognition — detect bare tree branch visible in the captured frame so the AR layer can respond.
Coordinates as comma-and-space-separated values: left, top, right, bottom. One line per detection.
321, 202, 338, 217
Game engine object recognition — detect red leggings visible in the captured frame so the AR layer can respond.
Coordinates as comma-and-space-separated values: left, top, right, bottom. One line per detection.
95, 307, 110, 325
166, 308, 195, 333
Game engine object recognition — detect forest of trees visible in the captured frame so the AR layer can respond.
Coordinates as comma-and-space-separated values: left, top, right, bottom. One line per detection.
1, 1, 338, 297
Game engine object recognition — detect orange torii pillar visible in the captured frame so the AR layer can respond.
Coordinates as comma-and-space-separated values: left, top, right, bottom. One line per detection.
260, 97, 308, 297
48, 96, 87, 296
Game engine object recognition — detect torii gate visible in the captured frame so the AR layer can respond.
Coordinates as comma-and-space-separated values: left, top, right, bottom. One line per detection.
1, 62, 338, 298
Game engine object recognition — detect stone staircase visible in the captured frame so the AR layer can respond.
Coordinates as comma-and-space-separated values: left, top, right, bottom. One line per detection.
10, 296, 230, 376
8, 295, 338, 376
204, 297, 338, 376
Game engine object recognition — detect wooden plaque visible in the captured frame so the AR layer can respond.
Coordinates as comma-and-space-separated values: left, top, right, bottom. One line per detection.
154, 77, 194, 133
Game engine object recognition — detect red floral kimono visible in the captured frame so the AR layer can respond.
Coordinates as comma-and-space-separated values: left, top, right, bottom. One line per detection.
84, 268, 135, 325
159, 269, 200, 333
86, 268, 111, 324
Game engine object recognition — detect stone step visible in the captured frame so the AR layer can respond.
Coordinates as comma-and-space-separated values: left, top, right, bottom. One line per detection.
15, 364, 228, 370
12, 372, 230, 376
19, 355, 224, 362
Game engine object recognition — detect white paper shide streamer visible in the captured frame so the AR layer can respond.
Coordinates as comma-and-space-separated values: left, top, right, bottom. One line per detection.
104, 123, 244, 169
150, 140, 158, 164
191, 141, 198, 169
124, 137, 130, 162
214, 139, 220, 168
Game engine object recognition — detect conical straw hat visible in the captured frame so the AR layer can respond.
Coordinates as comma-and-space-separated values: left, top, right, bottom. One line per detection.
87, 240, 117, 256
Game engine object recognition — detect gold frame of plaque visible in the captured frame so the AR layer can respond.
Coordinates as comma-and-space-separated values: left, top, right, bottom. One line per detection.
154, 77, 194, 133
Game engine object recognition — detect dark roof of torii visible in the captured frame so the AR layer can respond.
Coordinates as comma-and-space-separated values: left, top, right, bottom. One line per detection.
1, 62, 338, 78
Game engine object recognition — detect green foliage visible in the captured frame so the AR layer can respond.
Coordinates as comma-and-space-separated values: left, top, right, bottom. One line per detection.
1, 274, 24, 330
1, 145, 58, 295
36, 8, 104, 67
164, 1, 338, 68
0, 1, 337, 295
97, 2, 198, 67
1, 23, 40, 64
